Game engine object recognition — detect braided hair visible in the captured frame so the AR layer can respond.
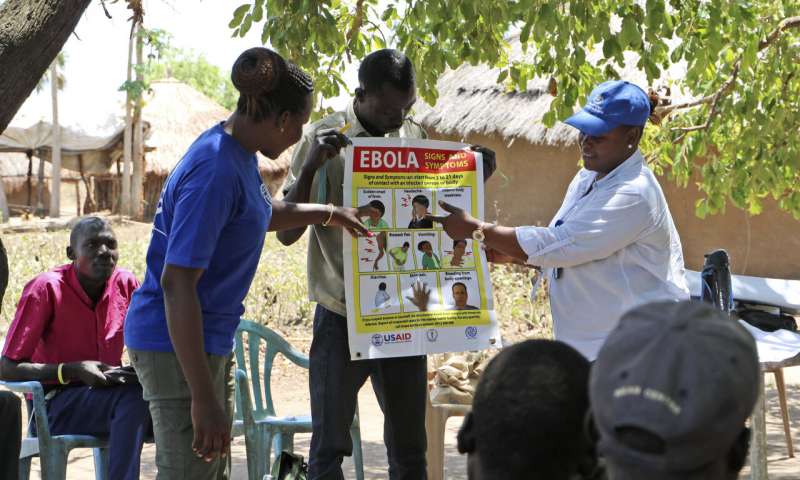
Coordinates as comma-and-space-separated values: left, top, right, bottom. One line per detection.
231, 47, 314, 122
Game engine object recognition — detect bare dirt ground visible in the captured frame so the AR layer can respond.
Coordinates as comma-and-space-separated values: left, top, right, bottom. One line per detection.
20, 343, 800, 480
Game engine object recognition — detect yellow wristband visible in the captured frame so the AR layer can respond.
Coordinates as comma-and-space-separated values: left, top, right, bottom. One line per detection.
322, 203, 335, 227
57, 363, 67, 385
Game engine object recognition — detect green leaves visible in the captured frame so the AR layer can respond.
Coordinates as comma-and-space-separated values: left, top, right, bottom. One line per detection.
229, 4, 250, 29
118, 80, 147, 100
619, 15, 641, 48
226, 0, 800, 219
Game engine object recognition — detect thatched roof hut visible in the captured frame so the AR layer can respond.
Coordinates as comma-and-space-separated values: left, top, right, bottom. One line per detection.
0, 152, 82, 216
0, 94, 130, 217
137, 79, 292, 218
414, 38, 800, 279
0, 99, 128, 176
414, 36, 690, 147
414, 66, 576, 148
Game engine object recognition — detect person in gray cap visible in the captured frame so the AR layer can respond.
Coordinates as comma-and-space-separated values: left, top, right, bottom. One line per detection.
589, 300, 759, 480
431, 80, 688, 361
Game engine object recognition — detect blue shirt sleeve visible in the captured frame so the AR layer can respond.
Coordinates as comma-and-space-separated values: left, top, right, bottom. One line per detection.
164, 162, 238, 269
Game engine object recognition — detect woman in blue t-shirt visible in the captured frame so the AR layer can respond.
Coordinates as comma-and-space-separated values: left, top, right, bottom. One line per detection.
125, 47, 368, 477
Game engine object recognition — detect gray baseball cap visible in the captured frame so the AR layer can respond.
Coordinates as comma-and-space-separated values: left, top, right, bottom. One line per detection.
590, 300, 759, 478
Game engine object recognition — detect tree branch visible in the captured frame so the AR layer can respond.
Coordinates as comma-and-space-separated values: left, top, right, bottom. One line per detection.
671, 60, 737, 132
658, 15, 800, 117
759, 16, 800, 50
344, 0, 366, 63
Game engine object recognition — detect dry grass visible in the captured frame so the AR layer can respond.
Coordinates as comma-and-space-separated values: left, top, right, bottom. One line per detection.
0, 223, 552, 344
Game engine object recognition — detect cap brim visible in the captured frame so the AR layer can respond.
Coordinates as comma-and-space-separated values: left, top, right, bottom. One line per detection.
564, 109, 619, 136
606, 463, 687, 480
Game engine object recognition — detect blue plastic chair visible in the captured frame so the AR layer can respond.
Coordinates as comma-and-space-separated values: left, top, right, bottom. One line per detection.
234, 319, 365, 480
0, 380, 109, 480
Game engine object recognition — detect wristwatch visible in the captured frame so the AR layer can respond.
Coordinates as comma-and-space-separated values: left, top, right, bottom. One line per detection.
472, 222, 487, 243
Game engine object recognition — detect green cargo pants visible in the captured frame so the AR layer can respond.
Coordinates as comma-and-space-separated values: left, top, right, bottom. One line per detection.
131, 349, 234, 480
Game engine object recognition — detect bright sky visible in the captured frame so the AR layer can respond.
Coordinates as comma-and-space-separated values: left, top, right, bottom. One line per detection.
15, 0, 356, 133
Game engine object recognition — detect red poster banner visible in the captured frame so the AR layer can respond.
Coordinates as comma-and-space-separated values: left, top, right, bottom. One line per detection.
352, 146, 476, 174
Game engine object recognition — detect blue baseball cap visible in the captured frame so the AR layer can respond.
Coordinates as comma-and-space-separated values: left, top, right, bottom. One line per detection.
564, 80, 651, 136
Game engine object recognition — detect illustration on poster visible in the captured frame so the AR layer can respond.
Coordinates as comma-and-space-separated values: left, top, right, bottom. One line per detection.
449, 282, 478, 311
344, 137, 499, 360
408, 194, 433, 229
363, 200, 389, 230
389, 241, 411, 269
443, 238, 474, 268
359, 235, 388, 272
374, 282, 391, 308
417, 240, 441, 270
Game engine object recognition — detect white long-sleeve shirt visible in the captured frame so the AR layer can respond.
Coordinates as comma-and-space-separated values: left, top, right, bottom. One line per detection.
515, 150, 689, 360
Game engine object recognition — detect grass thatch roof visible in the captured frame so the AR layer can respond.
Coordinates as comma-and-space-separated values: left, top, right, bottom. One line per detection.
0, 152, 79, 192
144, 79, 231, 175
414, 36, 688, 147
143, 79, 292, 179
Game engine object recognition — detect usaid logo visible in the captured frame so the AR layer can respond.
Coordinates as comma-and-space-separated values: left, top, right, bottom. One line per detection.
372, 332, 412, 347
426, 329, 438, 342
383, 332, 412, 343
465, 326, 478, 339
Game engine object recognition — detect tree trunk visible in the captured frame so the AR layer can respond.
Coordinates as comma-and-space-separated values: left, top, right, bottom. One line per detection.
75, 179, 81, 216
0, 176, 9, 222
49, 60, 61, 218
78, 154, 95, 213
0, 0, 91, 133
25, 151, 33, 208
35, 156, 45, 218
131, 23, 145, 219
120, 22, 136, 216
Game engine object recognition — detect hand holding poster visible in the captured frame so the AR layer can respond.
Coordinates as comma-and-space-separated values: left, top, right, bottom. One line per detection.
343, 138, 501, 360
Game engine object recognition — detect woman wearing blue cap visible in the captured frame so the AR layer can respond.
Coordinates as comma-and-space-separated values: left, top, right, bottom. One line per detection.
431, 80, 689, 361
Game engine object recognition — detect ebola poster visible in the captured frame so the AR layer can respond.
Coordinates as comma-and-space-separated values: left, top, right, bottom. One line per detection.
343, 138, 500, 360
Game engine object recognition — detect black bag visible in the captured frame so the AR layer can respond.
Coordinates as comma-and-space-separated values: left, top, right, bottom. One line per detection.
737, 308, 798, 332
271, 450, 307, 480
700, 249, 734, 312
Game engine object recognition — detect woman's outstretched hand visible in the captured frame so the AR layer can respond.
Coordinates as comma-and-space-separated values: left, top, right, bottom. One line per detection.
427, 201, 482, 240
329, 206, 372, 238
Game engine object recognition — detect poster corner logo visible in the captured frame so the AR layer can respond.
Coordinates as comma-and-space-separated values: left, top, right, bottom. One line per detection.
371, 334, 384, 347
426, 329, 438, 342
465, 326, 478, 339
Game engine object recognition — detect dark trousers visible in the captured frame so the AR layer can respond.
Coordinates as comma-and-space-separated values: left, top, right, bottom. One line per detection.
46, 383, 151, 480
1, 391, 21, 480
309, 305, 428, 480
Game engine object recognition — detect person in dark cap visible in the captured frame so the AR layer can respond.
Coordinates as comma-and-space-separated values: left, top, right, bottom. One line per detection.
430, 80, 688, 361
457, 339, 601, 480
590, 300, 759, 480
